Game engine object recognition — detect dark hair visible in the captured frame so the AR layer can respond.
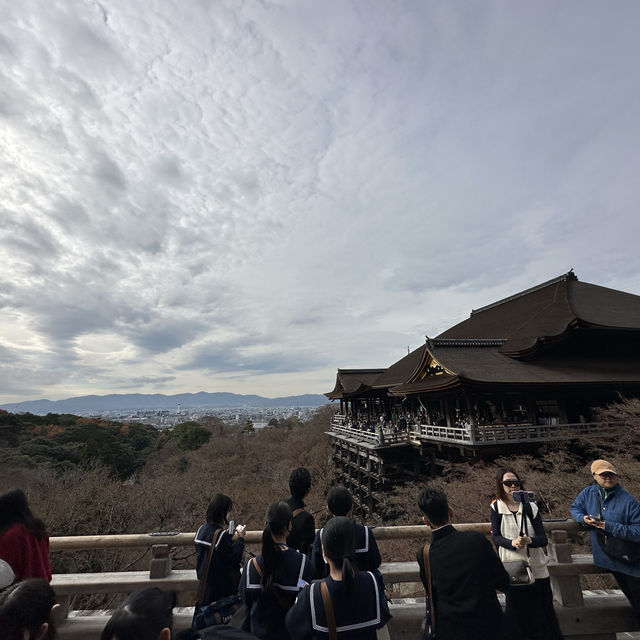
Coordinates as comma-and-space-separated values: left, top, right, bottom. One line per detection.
260, 501, 292, 591
496, 468, 524, 502
0, 578, 56, 640
327, 486, 352, 517
288, 467, 311, 500
0, 489, 47, 539
417, 487, 450, 527
100, 588, 176, 640
321, 516, 355, 594
206, 494, 233, 526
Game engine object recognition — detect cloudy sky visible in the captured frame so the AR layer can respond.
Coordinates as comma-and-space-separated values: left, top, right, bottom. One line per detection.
1, 0, 639, 403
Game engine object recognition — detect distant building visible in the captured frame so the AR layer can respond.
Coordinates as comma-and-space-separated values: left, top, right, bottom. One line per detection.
326, 271, 640, 514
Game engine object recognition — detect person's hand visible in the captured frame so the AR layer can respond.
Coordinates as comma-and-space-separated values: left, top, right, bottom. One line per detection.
511, 536, 526, 549
584, 515, 605, 530
521, 535, 532, 545
233, 524, 247, 539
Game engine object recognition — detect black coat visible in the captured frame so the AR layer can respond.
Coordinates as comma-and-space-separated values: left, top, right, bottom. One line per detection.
284, 497, 316, 556
239, 547, 315, 640
285, 571, 391, 639
310, 522, 381, 579
195, 523, 245, 604
417, 524, 509, 640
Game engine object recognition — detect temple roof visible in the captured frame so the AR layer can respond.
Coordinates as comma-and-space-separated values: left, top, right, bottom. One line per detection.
437, 271, 640, 357
371, 344, 429, 390
328, 272, 640, 397
325, 368, 386, 399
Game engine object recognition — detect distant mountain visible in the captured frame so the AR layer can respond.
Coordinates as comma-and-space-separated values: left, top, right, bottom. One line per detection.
0, 392, 329, 415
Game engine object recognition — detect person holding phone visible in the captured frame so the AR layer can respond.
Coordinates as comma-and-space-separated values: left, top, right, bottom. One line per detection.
240, 501, 314, 639
194, 493, 246, 607
571, 460, 640, 622
490, 468, 562, 640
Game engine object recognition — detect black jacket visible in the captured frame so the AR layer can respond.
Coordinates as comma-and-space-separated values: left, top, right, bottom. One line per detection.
417, 524, 509, 640
310, 522, 381, 579
285, 571, 390, 639
284, 497, 316, 556
195, 523, 244, 604
239, 547, 315, 640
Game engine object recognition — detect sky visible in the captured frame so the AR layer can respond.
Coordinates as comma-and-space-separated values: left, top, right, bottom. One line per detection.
1, 0, 639, 404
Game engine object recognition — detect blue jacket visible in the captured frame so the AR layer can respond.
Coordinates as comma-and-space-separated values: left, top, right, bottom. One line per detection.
570, 483, 640, 577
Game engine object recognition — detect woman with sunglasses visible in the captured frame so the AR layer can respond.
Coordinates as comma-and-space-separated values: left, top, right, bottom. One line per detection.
490, 468, 562, 640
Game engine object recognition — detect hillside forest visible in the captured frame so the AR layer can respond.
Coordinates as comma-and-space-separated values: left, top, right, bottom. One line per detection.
1, 399, 639, 604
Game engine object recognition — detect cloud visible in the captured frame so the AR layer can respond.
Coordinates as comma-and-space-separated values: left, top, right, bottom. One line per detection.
0, 0, 639, 402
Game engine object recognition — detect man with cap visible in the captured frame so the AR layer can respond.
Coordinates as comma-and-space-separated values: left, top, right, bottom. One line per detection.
571, 459, 640, 620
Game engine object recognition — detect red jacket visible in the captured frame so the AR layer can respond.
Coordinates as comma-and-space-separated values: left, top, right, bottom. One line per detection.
0, 524, 52, 582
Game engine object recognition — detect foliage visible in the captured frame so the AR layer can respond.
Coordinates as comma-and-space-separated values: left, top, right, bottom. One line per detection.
0, 413, 159, 479
171, 421, 212, 450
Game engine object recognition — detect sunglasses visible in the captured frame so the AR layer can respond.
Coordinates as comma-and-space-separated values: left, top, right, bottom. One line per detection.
595, 472, 617, 479
502, 480, 521, 487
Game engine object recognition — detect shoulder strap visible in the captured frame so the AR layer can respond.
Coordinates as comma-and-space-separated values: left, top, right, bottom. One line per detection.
292, 507, 305, 518
252, 556, 263, 577
422, 543, 436, 634
320, 581, 338, 640
196, 527, 223, 605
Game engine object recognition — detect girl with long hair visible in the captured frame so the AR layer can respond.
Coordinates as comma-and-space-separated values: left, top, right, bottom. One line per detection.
240, 501, 314, 639
285, 516, 390, 639
491, 468, 562, 640
0, 489, 51, 582
194, 493, 246, 606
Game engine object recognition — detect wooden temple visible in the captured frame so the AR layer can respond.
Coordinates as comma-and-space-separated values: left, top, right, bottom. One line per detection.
326, 271, 640, 515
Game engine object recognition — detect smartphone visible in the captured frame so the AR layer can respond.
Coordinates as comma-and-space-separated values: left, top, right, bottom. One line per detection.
588, 515, 602, 521
228, 520, 235, 534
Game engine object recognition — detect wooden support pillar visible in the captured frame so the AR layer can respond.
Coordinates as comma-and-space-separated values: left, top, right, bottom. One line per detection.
548, 530, 583, 607
150, 544, 172, 578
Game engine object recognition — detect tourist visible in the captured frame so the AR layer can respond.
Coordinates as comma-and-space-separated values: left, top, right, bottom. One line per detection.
417, 486, 509, 640
0, 578, 58, 640
310, 485, 381, 579
283, 468, 315, 556
285, 516, 390, 639
0, 489, 52, 582
101, 587, 175, 640
571, 459, 640, 622
491, 468, 562, 639
239, 501, 314, 639
194, 494, 246, 611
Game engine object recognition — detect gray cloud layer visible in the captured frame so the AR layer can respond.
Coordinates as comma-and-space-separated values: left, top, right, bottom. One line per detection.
1, 0, 639, 402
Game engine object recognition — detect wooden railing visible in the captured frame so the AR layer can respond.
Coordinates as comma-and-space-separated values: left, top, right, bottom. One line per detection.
330, 417, 621, 448
50, 519, 638, 640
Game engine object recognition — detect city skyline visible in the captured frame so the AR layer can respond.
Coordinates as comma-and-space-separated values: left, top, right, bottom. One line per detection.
2, 1, 640, 404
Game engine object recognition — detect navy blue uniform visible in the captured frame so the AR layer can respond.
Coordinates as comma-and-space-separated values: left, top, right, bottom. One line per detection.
310, 523, 381, 579
285, 571, 391, 639
195, 523, 244, 604
284, 497, 316, 556
240, 547, 315, 640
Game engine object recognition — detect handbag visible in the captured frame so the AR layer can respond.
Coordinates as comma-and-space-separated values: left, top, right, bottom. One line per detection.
503, 560, 534, 586
192, 527, 242, 630
594, 496, 640, 564
501, 503, 534, 587
193, 594, 243, 628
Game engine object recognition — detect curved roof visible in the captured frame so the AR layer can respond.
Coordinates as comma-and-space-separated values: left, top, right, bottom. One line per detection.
372, 344, 428, 389
436, 271, 640, 357
325, 369, 386, 399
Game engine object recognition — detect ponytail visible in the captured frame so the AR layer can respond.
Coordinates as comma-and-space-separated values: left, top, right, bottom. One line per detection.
341, 556, 355, 595
322, 516, 356, 596
260, 501, 292, 591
